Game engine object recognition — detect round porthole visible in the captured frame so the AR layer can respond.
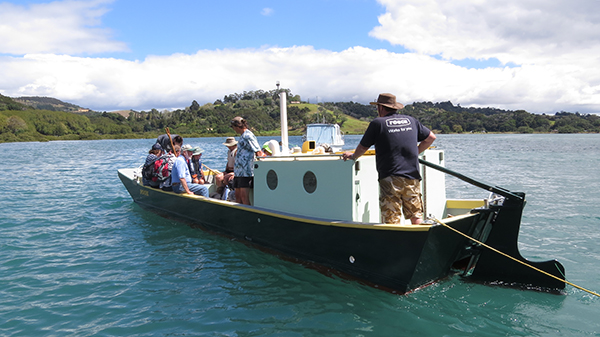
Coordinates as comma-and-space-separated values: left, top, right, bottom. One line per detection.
266, 169, 278, 190
303, 171, 317, 194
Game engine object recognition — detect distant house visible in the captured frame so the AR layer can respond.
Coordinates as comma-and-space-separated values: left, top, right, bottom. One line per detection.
290, 101, 301, 104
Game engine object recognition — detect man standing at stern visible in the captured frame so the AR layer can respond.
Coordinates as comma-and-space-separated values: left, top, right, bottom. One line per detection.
342, 93, 436, 224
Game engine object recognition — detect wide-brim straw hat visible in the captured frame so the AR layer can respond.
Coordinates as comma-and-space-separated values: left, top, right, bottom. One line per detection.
222, 137, 238, 147
369, 93, 404, 110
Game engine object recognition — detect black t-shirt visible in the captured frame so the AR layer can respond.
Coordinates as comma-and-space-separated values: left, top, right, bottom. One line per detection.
359, 113, 431, 180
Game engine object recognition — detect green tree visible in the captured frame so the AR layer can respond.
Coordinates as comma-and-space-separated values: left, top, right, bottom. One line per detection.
190, 100, 200, 112
452, 124, 463, 133
517, 126, 534, 133
7, 116, 28, 133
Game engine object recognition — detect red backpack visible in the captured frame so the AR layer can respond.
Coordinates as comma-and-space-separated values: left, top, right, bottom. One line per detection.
153, 155, 174, 182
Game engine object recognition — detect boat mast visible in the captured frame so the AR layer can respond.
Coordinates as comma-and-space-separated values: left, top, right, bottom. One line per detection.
277, 81, 289, 154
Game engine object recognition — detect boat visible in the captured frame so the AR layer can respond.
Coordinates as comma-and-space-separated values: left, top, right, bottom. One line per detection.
302, 123, 345, 152
118, 87, 566, 294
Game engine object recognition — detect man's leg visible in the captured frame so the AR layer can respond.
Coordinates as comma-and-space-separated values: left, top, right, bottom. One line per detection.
236, 187, 250, 205
379, 176, 403, 224
399, 178, 424, 224
188, 183, 209, 197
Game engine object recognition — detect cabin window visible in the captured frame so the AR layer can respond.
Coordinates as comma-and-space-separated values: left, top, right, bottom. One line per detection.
267, 169, 278, 190
303, 171, 317, 194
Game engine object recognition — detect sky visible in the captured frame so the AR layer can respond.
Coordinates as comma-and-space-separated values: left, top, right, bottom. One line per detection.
1, 0, 600, 114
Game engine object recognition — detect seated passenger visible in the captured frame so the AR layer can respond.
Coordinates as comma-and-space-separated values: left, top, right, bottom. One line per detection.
189, 147, 205, 184
170, 145, 209, 197
159, 146, 178, 192
203, 137, 236, 200
142, 143, 163, 187
216, 137, 237, 191
264, 139, 280, 156
262, 142, 273, 156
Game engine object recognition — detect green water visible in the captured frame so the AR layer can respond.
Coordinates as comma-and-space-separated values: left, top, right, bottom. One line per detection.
1, 134, 599, 336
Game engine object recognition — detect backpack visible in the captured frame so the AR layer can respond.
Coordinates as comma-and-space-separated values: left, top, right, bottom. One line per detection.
142, 155, 172, 183
155, 155, 174, 182
142, 157, 159, 181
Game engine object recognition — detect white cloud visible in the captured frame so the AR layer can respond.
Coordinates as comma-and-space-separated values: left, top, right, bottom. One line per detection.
2, 46, 600, 113
370, 0, 600, 65
261, 7, 274, 16
0, 0, 127, 55
1, 0, 600, 114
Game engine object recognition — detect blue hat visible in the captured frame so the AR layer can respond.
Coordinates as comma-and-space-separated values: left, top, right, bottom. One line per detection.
152, 143, 163, 150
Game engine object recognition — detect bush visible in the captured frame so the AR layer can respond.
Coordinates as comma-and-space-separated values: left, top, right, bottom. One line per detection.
7, 116, 28, 133
517, 126, 534, 133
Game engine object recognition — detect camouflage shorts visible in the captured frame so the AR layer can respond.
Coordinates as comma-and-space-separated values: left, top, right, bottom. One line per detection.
379, 176, 423, 224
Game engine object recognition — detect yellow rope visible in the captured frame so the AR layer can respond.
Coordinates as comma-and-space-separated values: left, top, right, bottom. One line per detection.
433, 218, 600, 297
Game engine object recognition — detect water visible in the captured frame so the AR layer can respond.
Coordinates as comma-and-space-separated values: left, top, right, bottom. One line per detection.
1, 134, 599, 336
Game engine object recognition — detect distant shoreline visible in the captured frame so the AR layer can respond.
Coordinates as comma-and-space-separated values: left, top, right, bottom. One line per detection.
3, 130, 599, 145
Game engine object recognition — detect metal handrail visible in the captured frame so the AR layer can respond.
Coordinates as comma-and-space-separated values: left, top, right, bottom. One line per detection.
419, 158, 524, 201
256, 153, 344, 161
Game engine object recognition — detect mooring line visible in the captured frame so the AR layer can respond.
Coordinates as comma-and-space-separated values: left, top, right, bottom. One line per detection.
434, 218, 600, 298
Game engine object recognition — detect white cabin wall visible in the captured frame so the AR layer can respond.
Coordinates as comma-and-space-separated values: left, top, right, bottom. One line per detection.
252, 151, 446, 224
253, 157, 355, 221
253, 155, 380, 223
420, 149, 447, 221
351, 155, 380, 223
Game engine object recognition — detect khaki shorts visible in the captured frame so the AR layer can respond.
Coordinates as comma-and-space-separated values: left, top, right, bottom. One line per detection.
379, 176, 423, 224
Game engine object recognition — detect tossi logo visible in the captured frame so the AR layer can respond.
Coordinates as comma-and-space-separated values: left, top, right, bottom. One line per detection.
386, 118, 411, 128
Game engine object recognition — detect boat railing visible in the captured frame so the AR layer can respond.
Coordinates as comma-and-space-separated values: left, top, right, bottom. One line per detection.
257, 153, 345, 161
419, 158, 524, 202
256, 154, 521, 201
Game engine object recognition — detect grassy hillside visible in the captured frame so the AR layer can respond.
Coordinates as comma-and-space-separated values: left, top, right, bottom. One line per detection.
296, 102, 370, 134
0, 94, 30, 111
13, 96, 88, 113
0, 95, 368, 143
340, 115, 369, 134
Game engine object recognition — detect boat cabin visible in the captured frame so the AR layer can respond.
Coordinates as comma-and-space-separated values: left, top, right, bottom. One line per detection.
303, 123, 345, 152
250, 148, 480, 224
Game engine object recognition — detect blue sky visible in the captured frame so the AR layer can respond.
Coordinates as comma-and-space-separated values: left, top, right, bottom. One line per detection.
1, 0, 600, 113
102, 0, 401, 58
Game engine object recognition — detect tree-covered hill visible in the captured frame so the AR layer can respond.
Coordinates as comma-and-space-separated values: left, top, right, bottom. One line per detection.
0, 94, 30, 111
1, 90, 599, 143
402, 101, 600, 134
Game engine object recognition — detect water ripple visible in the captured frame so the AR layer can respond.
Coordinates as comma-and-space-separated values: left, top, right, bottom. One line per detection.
1, 135, 600, 336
